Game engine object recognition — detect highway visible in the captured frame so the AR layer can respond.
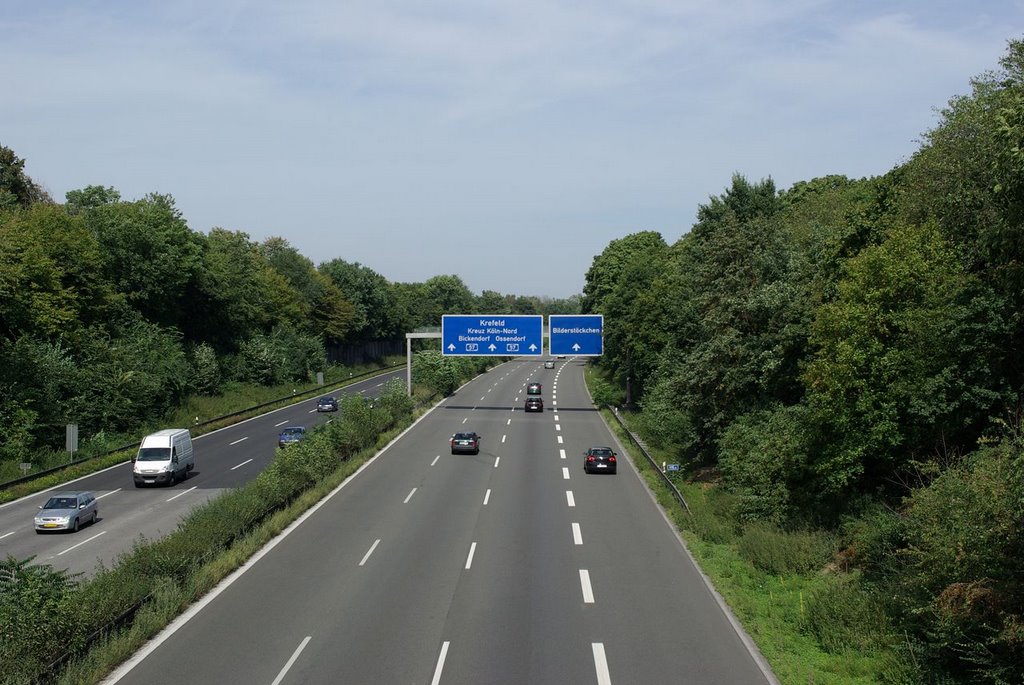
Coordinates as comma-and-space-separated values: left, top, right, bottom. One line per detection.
0, 369, 405, 577
105, 359, 776, 685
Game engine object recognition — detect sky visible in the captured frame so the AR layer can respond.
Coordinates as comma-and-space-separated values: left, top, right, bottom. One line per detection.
3, 1, 1023, 298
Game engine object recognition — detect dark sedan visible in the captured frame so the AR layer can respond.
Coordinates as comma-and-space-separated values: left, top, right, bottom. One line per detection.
450, 432, 481, 454
524, 396, 544, 412
317, 396, 339, 412
584, 446, 617, 474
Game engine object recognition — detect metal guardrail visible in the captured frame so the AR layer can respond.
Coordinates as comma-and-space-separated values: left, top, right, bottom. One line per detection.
606, 405, 691, 516
0, 364, 404, 491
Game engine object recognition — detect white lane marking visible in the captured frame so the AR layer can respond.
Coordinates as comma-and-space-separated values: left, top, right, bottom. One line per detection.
462, 417, 468, 424
553, 400, 557, 406
580, 569, 595, 603
494, 457, 500, 468
483, 489, 491, 506
559, 449, 566, 460
557, 436, 563, 444
271, 636, 312, 685
502, 435, 507, 443
229, 436, 248, 446
308, 408, 318, 414
96, 488, 121, 499
0, 531, 15, 540
375, 382, 384, 387
506, 418, 511, 425
554, 414, 560, 421
593, 643, 612, 685
562, 467, 570, 480
572, 522, 583, 545
465, 542, 477, 569
480, 396, 486, 401
487, 389, 492, 393
166, 486, 197, 502
57, 530, 107, 556
431, 455, 440, 466
274, 420, 289, 427
431, 641, 450, 685
404, 488, 417, 504
231, 459, 253, 470
556, 424, 561, 432
566, 491, 575, 507
359, 539, 381, 566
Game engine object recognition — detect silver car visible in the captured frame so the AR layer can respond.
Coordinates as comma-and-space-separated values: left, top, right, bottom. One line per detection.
34, 491, 98, 533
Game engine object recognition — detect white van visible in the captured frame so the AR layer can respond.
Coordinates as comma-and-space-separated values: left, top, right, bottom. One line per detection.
133, 429, 194, 487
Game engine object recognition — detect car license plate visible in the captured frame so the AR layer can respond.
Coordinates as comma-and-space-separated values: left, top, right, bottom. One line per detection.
43, 523, 58, 528
597, 464, 607, 468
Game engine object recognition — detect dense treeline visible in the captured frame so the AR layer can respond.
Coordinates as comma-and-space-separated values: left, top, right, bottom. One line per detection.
0, 159, 579, 467
584, 41, 1024, 681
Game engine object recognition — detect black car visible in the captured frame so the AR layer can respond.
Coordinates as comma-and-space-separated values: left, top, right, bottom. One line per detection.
524, 396, 544, 412
450, 432, 481, 454
278, 426, 306, 447
317, 396, 339, 412
584, 446, 617, 474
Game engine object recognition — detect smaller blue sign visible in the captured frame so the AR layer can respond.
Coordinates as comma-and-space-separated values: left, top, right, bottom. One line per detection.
667, 463, 680, 472
549, 314, 604, 356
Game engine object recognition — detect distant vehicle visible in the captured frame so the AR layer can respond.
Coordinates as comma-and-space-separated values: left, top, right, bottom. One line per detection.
556, 355, 566, 359
317, 396, 339, 412
451, 432, 481, 454
133, 429, 194, 487
584, 446, 617, 474
527, 383, 542, 395
278, 426, 307, 448
543, 360, 555, 369
525, 396, 544, 412
34, 491, 98, 533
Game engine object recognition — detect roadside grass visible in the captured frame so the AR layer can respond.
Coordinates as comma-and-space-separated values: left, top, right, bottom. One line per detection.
50, 415, 415, 685
0, 359, 403, 505
584, 365, 898, 685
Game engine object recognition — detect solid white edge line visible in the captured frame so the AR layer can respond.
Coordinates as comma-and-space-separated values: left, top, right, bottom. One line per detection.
165, 486, 197, 502
566, 490, 575, 507
270, 635, 312, 685
584, 364, 781, 685
100, 362, 510, 685
562, 467, 570, 480
572, 522, 583, 545
229, 436, 248, 446
96, 488, 121, 499
230, 459, 254, 471
359, 539, 381, 566
431, 641, 450, 685
404, 488, 417, 504
465, 542, 477, 569
592, 642, 612, 685
58, 530, 106, 556
483, 489, 491, 506
580, 569, 595, 603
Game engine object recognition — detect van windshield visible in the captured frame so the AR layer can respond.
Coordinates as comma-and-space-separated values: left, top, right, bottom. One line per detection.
137, 447, 171, 462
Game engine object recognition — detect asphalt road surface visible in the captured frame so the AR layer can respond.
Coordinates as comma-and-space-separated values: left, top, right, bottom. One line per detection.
104, 359, 776, 685
0, 369, 405, 577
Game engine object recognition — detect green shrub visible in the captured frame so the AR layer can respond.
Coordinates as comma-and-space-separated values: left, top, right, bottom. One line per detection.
737, 522, 834, 575
801, 577, 892, 654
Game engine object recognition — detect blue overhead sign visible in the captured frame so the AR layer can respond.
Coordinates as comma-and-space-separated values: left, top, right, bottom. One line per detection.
549, 314, 604, 356
442, 315, 544, 356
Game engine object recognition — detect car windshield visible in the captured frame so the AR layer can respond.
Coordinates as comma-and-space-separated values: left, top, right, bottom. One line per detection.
137, 447, 171, 462
44, 497, 78, 509
282, 428, 304, 436
319, 398, 334, 403
454, 433, 475, 440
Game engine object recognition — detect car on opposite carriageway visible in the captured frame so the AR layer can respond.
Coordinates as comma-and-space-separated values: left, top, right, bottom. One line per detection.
34, 491, 98, 533
278, 426, 307, 447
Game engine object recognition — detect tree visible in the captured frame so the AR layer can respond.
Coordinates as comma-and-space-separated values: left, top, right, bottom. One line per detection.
581, 231, 666, 315
0, 145, 52, 210
319, 259, 400, 340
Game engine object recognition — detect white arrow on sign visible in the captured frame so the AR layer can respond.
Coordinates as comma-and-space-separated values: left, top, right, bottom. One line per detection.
447, 344, 456, 351
572, 343, 581, 351
488, 344, 497, 351
528, 344, 537, 351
